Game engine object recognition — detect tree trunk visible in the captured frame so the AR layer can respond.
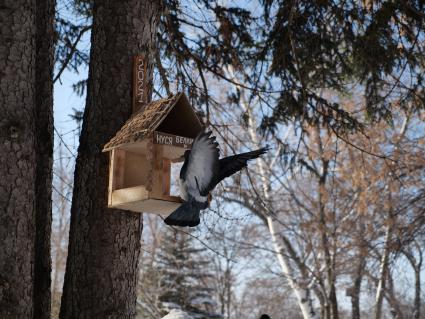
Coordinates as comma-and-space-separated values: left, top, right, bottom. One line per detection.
225, 262, 232, 319
374, 219, 392, 319
350, 255, 365, 319
0, 1, 36, 317
267, 218, 318, 319
403, 245, 422, 319
413, 264, 421, 319
34, 0, 55, 317
385, 273, 403, 319
60, 1, 160, 318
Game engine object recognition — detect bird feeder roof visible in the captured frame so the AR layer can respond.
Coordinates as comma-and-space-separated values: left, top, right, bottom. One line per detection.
103, 92, 202, 152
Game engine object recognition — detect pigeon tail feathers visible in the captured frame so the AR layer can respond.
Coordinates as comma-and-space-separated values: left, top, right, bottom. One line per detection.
164, 199, 205, 227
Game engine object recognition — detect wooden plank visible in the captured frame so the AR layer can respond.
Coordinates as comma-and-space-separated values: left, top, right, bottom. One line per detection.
112, 149, 126, 190
150, 194, 182, 203
124, 151, 149, 188
119, 140, 147, 155
162, 158, 171, 195
132, 55, 148, 113
153, 131, 194, 148
110, 185, 149, 206
163, 145, 186, 162
108, 149, 127, 205
107, 151, 114, 206
151, 144, 183, 201
145, 136, 154, 192
139, 199, 181, 216
150, 144, 163, 198
111, 198, 182, 216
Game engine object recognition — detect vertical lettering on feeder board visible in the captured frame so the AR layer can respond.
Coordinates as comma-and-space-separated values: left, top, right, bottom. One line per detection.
133, 55, 148, 113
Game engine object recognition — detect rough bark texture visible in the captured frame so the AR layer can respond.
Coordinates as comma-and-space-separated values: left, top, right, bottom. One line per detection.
60, 1, 160, 318
34, 0, 55, 317
0, 1, 36, 317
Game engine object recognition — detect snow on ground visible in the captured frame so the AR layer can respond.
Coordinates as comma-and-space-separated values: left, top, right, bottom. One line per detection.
161, 309, 193, 319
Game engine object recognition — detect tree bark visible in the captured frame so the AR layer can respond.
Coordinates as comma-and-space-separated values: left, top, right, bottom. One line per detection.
60, 1, 160, 318
34, 0, 55, 317
0, 1, 36, 317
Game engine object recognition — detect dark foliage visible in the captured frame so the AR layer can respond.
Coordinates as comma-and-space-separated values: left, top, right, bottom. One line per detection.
57, 0, 425, 133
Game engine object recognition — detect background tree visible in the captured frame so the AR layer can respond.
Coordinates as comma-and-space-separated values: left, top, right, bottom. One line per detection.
34, 0, 56, 317
0, 1, 37, 317
137, 214, 167, 318
157, 229, 221, 319
137, 221, 222, 319
59, 1, 161, 317
0, 1, 54, 317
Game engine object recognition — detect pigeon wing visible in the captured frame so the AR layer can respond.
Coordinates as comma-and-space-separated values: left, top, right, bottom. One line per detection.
207, 147, 268, 192
183, 131, 220, 197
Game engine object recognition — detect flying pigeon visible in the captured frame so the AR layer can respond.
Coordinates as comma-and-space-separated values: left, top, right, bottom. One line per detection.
164, 130, 268, 227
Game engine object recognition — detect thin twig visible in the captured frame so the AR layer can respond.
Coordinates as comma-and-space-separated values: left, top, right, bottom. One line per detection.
54, 25, 91, 84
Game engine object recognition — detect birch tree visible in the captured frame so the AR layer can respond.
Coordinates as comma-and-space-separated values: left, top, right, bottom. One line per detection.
211, 74, 319, 318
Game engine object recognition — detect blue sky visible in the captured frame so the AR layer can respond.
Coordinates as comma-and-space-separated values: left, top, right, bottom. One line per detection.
54, 68, 87, 150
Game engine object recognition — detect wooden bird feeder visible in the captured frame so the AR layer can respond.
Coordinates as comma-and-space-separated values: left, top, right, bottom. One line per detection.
103, 92, 203, 216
